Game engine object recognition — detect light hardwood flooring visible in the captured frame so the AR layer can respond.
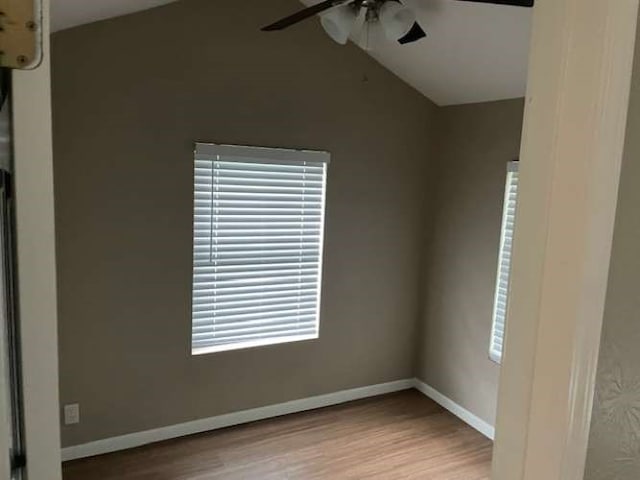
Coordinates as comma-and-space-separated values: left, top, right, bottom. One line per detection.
62, 389, 492, 479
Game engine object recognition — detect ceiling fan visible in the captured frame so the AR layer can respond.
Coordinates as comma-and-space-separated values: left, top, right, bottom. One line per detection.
262, 0, 534, 46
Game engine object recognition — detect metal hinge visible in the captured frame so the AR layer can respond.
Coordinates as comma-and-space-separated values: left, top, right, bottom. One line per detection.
0, 0, 42, 69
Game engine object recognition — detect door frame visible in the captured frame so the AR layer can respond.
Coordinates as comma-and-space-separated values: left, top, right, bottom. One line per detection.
11, 0, 62, 478
492, 0, 640, 479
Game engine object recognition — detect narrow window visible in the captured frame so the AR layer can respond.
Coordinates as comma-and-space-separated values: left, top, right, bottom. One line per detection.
490, 161, 519, 364
191, 143, 329, 355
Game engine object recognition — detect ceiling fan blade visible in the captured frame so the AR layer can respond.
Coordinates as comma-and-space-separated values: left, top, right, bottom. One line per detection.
399, 22, 427, 45
262, 0, 350, 31
456, 0, 534, 7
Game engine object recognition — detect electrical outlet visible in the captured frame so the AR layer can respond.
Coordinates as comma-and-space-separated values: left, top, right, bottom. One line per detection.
64, 404, 80, 425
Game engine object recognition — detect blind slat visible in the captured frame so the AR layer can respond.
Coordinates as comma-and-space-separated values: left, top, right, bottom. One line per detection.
192, 281, 320, 297
193, 287, 319, 304
193, 294, 318, 312
193, 320, 317, 337
193, 265, 319, 279
194, 261, 319, 273
193, 307, 317, 324
194, 253, 320, 264
192, 330, 317, 348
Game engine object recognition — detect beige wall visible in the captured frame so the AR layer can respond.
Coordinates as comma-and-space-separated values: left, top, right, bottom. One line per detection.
416, 99, 525, 426
51, 0, 439, 446
585, 17, 640, 480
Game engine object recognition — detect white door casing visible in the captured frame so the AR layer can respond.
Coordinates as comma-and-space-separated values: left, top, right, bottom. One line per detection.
492, 0, 640, 479
11, 0, 62, 477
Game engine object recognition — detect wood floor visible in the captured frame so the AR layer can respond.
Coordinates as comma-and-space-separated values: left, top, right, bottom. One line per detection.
62, 390, 492, 479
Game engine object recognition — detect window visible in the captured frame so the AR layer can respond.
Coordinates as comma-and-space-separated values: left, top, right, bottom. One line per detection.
490, 161, 519, 364
191, 143, 329, 355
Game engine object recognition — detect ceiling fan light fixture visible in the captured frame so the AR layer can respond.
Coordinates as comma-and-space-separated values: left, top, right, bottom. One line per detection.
379, 1, 416, 41
320, 5, 359, 45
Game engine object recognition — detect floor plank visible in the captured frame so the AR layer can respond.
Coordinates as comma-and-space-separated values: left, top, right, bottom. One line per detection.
62, 389, 492, 479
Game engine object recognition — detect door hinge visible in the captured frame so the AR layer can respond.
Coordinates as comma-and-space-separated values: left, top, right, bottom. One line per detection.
0, 0, 42, 69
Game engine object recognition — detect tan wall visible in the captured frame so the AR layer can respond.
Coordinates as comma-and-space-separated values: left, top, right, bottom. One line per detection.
585, 18, 640, 480
416, 98, 525, 426
51, 0, 439, 446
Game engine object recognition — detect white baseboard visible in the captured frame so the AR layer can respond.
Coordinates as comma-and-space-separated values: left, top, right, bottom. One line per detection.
412, 378, 495, 440
62, 378, 495, 462
61, 379, 414, 462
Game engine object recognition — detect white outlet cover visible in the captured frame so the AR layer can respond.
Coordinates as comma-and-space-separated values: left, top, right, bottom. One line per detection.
64, 404, 80, 425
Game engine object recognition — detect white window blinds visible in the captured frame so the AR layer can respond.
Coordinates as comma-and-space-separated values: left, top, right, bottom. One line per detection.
490, 161, 519, 364
192, 143, 329, 355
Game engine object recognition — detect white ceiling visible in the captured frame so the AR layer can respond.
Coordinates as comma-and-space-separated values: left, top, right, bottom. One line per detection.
51, 0, 532, 106
375, 0, 532, 105
310, 0, 533, 105
51, 0, 177, 32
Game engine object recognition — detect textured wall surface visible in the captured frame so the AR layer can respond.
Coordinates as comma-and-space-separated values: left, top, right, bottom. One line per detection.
52, 0, 439, 447
585, 21, 640, 480
416, 98, 525, 426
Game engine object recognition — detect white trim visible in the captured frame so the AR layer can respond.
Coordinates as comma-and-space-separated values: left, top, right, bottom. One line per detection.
195, 142, 331, 165
12, 1, 63, 478
61, 379, 497, 463
412, 379, 495, 440
61, 379, 413, 462
492, 0, 639, 478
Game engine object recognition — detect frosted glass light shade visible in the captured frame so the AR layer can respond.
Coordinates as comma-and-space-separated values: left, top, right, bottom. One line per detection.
379, 2, 416, 40
321, 5, 359, 45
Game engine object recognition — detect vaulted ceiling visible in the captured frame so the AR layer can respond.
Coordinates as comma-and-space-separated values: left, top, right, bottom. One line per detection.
352, 0, 532, 105
51, 0, 532, 106
51, 0, 177, 33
